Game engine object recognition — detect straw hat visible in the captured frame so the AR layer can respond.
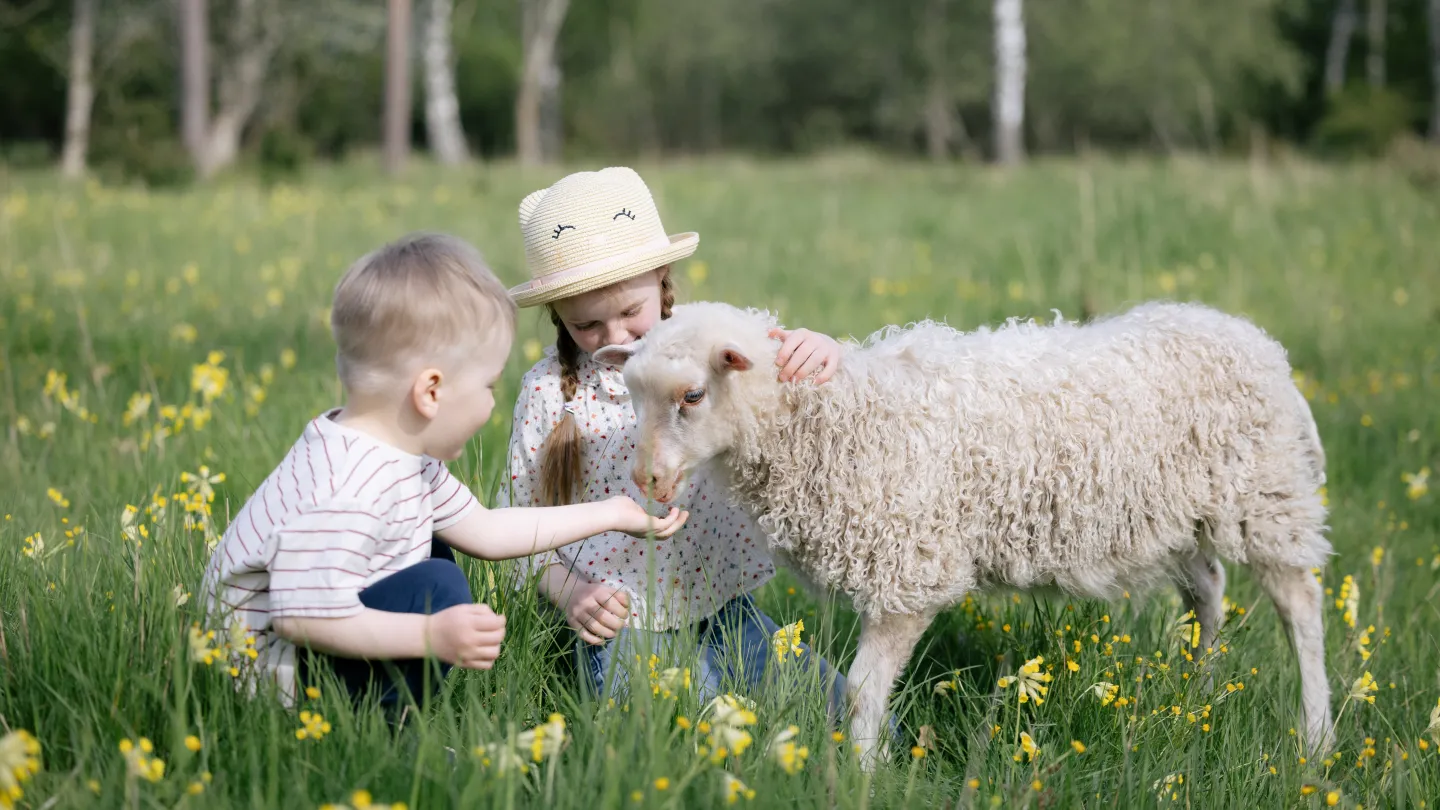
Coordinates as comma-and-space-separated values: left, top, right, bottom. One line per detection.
508, 167, 699, 307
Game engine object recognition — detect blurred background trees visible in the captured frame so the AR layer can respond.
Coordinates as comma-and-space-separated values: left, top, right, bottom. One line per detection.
1, 0, 1437, 181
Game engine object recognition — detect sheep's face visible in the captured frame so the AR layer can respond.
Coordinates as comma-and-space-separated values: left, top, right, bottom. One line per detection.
594, 314, 767, 504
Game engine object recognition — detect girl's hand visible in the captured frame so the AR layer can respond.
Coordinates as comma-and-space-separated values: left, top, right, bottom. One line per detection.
607, 496, 690, 539
769, 327, 842, 384
566, 582, 630, 645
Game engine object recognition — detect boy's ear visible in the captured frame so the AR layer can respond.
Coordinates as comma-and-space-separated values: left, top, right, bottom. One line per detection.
710, 343, 752, 374
593, 342, 640, 368
410, 368, 444, 419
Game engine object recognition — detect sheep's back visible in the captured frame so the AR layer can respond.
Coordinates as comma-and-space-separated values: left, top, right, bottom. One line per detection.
744, 302, 1312, 616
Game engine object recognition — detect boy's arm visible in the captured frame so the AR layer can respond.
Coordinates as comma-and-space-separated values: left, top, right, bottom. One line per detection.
272, 605, 505, 668
435, 497, 688, 561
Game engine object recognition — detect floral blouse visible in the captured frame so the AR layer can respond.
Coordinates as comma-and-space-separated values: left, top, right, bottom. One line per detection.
500, 346, 775, 631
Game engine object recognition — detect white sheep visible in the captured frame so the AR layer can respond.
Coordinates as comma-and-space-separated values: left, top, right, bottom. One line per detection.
594, 300, 1333, 767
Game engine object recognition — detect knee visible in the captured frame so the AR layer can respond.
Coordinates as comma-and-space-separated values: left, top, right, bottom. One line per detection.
413, 560, 473, 613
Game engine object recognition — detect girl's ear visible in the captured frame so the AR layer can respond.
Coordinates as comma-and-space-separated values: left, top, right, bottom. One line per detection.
594, 342, 641, 367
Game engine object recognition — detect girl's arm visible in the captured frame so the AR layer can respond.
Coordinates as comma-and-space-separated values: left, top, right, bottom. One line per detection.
273, 604, 505, 668
769, 326, 846, 383
435, 497, 688, 561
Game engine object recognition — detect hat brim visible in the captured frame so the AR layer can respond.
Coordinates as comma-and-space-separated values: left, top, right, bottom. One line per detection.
509, 232, 699, 308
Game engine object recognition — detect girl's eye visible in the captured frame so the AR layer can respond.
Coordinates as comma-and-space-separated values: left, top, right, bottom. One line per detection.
624, 307, 641, 318
682, 389, 705, 405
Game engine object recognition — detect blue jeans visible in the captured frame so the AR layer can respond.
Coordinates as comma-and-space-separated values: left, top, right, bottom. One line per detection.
576, 593, 848, 720
299, 538, 471, 706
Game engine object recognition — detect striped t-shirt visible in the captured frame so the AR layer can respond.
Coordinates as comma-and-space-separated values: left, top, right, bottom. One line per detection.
201, 408, 478, 703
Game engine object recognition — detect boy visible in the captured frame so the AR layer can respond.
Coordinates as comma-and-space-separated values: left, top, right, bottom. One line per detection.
200, 232, 688, 706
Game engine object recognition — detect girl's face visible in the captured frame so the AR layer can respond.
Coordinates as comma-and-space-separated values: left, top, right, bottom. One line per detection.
552, 267, 667, 355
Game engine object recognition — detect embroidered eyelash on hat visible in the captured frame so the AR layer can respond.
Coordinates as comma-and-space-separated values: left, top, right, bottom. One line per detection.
510, 167, 699, 308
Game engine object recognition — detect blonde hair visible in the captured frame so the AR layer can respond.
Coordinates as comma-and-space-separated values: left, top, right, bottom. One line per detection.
331, 232, 516, 396
537, 268, 674, 506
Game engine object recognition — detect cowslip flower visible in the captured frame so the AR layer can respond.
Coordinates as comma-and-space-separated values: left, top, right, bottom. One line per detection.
119, 738, 165, 782
997, 655, 1052, 706
1402, 468, 1430, 501
1348, 672, 1377, 704
700, 695, 757, 761
721, 773, 755, 804
1426, 696, 1439, 745
1336, 575, 1359, 629
1091, 681, 1119, 707
772, 619, 804, 662
319, 790, 407, 810
0, 729, 42, 808
21, 533, 43, 559
296, 711, 331, 740
188, 624, 219, 666
517, 714, 567, 763
1013, 732, 1040, 763
768, 726, 809, 774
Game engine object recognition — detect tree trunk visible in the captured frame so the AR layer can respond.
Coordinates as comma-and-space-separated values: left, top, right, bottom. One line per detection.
60, 0, 95, 180
384, 0, 414, 175
921, 0, 953, 162
179, 0, 209, 160
197, 0, 279, 177
1430, 0, 1440, 140
516, 0, 570, 165
423, 0, 469, 164
1324, 0, 1358, 95
992, 0, 1026, 165
1367, 0, 1386, 88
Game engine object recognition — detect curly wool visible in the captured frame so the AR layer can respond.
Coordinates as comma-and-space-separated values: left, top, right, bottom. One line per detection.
712, 301, 1331, 619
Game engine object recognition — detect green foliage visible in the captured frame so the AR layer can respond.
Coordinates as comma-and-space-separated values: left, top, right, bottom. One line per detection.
1313, 86, 1418, 157
1, 158, 1438, 808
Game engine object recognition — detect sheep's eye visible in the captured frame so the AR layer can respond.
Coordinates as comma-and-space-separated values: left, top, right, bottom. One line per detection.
682, 389, 705, 405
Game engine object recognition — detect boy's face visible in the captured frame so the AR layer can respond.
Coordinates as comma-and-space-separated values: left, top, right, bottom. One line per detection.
425, 337, 510, 461
553, 269, 665, 355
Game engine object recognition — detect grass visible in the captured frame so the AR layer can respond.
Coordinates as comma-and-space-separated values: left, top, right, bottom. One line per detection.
1, 154, 1438, 809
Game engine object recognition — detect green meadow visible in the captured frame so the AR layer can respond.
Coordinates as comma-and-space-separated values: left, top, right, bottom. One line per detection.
1, 156, 1437, 808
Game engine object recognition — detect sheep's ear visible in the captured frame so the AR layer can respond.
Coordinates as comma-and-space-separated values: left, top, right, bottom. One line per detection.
711, 343, 753, 374
593, 343, 639, 367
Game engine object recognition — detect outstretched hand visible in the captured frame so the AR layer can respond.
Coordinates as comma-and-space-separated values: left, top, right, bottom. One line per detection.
769, 327, 842, 384
608, 496, 690, 539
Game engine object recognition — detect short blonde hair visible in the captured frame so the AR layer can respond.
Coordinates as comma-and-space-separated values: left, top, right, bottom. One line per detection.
331, 232, 515, 395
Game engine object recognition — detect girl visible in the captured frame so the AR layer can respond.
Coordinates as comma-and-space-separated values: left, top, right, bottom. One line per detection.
501, 167, 847, 713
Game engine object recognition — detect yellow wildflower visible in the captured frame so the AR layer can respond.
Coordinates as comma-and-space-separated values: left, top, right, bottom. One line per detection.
118, 738, 165, 782
296, 711, 332, 741
768, 726, 809, 774
184, 735, 202, 752
721, 773, 755, 803
0, 730, 42, 808
1015, 732, 1040, 762
1403, 468, 1430, 501
998, 655, 1052, 706
1348, 672, 1378, 705
772, 619, 805, 662
654, 777, 670, 791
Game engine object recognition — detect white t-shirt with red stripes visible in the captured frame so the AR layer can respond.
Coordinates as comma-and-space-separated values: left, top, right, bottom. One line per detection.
201, 409, 478, 703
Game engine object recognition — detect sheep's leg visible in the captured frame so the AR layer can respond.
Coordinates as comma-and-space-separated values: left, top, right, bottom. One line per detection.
847, 610, 934, 770
1254, 563, 1333, 756
1175, 547, 1226, 653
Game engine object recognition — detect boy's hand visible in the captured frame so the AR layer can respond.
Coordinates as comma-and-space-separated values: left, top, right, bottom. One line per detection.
769, 327, 842, 384
607, 496, 689, 539
566, 582, 631, 645
428, 603, 506, 669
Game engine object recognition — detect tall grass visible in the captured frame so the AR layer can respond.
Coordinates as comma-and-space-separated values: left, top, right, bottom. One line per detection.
1, 155, 1437, 808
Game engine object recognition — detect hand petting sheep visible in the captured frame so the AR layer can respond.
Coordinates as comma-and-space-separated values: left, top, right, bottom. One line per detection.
596, 301, 1333, 769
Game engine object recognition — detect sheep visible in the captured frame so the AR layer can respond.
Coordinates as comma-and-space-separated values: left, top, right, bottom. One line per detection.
593, 300, 1333, 767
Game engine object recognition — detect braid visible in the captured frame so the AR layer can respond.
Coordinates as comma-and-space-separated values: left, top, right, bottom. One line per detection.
539, 306, 585, 506
659, 266, 675, 320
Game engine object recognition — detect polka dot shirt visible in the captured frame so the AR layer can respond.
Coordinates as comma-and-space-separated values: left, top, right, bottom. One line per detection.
500, 346, 774, 631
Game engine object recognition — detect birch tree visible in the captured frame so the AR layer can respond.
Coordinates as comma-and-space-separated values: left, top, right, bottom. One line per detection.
993, 0, 1026, 164
59, 0, 94, 179
423, 0, 468, 164
516, 0, 569, 164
